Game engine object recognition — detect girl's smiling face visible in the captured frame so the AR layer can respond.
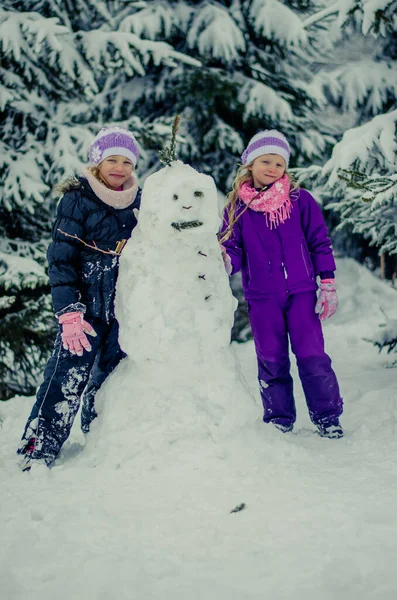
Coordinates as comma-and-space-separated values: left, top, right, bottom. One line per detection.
98, 155, 134, 190
249, 154, 286, 188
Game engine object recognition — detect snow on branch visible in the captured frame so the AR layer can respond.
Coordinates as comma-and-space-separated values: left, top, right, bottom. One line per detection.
302, 4, 340, 29
187, 3, 245, 62
302, 0, 397, 36
321, 111, 397, 256
49, 124, 95, 178
249, 0, 307, 46
0, 10, 68, 61
0, 10, 97, 97
82, 30, 199, 76
366, 316, 397, 355
323, 109, 397, 185
0, 81, 18, 111
1, 149, 49, 213
360, 0, 397, 35
320, 60, 397, 115
202, 117, 244, 155
338, 168, 397, 203
240, 81, 292, 123
0, 252, 48, 291
120, 5, 177, 40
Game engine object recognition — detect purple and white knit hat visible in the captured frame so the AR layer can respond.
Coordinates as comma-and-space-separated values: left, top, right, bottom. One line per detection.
89, 126, 140, 167
241, 130, 290, 168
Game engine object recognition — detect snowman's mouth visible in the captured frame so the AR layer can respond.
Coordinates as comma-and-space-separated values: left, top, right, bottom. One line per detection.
171, 220, 203, 231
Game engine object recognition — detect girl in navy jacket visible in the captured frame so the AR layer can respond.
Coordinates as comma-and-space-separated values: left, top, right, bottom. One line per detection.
17, 127, 141, 470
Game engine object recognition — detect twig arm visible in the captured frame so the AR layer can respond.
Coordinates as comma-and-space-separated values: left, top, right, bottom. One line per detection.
57, 229, 119, 255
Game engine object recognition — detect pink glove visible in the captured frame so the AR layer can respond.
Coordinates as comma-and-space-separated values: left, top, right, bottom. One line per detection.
58, 311, 97, 356
315, 279, 338, 321
220, 245, 232, 276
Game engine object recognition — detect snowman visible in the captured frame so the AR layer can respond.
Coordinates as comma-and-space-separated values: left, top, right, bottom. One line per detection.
116, 161, 236, 365
89, 161, 256, 464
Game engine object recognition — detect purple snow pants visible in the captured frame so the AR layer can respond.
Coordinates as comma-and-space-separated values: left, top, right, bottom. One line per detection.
248, 291, 343, 428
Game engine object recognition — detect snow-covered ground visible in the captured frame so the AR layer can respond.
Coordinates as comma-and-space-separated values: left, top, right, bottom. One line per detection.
1, 257, 397, 600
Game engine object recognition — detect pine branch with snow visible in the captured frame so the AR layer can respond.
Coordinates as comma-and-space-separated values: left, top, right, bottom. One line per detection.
125, 0, 335, 187
158, 115, 181, 166
366, 314, 397, 355
0, 1, 199, 397
338, 168, 397, 202
0, 251, 55, 399
2, 0, 397, 394
322, 111, 397, 255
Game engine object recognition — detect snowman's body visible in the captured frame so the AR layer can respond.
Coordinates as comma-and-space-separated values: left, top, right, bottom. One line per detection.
91, 162, 255, 463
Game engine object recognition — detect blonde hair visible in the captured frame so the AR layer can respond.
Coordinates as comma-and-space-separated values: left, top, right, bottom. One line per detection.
221, 163, 298, 242
87, 164, 110, 187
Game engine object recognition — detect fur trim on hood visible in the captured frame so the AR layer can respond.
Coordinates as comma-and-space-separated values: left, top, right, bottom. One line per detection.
53, 176, 81, 197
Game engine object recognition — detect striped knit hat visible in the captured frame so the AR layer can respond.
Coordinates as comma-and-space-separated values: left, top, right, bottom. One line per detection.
241, 130, 290, 168
89, 126, 140, 167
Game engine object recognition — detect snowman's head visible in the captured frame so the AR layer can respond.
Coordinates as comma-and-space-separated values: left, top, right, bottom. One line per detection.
138, 162, 220, 238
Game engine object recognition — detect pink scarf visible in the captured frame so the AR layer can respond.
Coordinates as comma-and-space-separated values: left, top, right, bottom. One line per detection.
239, 175, 292, 229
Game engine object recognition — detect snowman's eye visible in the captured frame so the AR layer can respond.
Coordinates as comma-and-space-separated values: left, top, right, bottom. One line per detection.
173, 194, 178, 201
194, 191, 204, 198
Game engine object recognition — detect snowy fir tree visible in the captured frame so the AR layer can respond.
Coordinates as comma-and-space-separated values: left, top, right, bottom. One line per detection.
294, 1, 397, 266
367, 309, 397, 358
0, 2, 94, 398
2, 0, 397, 397
121, 0, 338, 190
0, 0, 195, 398
114, 0, 344, 345
325, 111, 397, 264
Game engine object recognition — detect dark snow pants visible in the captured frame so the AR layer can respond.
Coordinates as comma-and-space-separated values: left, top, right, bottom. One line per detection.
17, 318, 125, 465
248, 291, 343, 428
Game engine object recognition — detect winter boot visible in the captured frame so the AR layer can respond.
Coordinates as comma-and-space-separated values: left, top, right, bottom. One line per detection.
316, 420, 343, 439
19, 438, 36, 472
272, 422, 294, 434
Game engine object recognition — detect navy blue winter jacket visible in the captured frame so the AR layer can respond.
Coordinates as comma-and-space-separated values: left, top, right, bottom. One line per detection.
47, 176, 141, 322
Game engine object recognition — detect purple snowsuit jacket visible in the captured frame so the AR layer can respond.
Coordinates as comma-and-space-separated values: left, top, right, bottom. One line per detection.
221, 188, 336, 298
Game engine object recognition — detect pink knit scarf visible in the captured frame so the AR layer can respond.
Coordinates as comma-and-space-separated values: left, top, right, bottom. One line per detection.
239, 175, 292, 229
82, 168, 138, 210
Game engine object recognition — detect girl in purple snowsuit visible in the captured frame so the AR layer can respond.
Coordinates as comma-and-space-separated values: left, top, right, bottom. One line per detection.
221, 130, 343, 438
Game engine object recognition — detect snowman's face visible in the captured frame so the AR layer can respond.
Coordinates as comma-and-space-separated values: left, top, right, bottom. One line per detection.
169, 187, 208, 232
140, 163, 220, 237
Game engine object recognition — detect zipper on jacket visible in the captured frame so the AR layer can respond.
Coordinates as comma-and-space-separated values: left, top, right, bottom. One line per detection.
275, 228, 288, 282
247, 255, 252, 285
301, 243, 310, 277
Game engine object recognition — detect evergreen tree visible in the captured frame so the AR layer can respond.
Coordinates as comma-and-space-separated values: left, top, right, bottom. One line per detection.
294, 1, 397, 262
111, 1, 345, 343
0, 3, 99, 398
118, 0, 335, 190
295, 1, 397, 359
0, 1, 195, 398
366, 310, 397, 358
5, 1, 396, 395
